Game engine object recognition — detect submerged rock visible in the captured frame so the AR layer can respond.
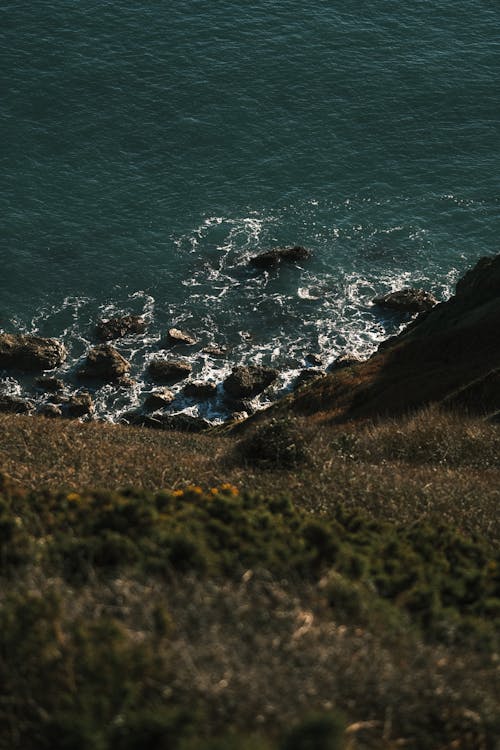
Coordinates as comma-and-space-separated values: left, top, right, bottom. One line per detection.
183, 381, 217, 400
223, 365, 278, 399
166, 328, 197, 346
78, 345, 131, 381
144, 388, 175, 410
305, 353, 323, 366
0, 334, 67, 372
148, 358, 192, 383
373, 288, 437, 313
95, 315, 146, 341
249, 245, 311, 269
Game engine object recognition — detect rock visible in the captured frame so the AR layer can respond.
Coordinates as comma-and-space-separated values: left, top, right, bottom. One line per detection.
121, 411, 210, 432
78, 345, 131, 381
0, 395, 35, 414
167, 328, 197, 346
117, 375, 136, 388
223, 365, 279, 399
35, 376, 65, 393
183, 381, 217, 400
95, 315, 146, 341
305, 353, 323, 366
293, 369, 326, 389
373, 288, 437, 313
249, 245, 311, 269
202, 345, 227, 357
0, 334, 67, 372
144, 388, 175, 410
328, 353, 363, 371
148, 358, 192, 383
230, 411, 249, 423
38, 403, 63, 418
65, 392, 94, 418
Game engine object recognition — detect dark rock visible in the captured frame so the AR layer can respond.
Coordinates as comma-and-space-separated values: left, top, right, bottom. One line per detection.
144, 388, 175, 410
38, 403, 63, 418
166, 328, 197, 346
0, 334, 67, 372
148, 358, 192, 383
0, 395, 35, 414
249, 245, 311, 269
373, 288, 437, 313
78, 345, 131, 381
95, 315, 146, 341
65, 392, 94, 418
202, 345, 227, 357
183, 381, 217, 400
293, 369, 326, 389
305, 353, 323, 366
223, 365, 279, 399
117, 375, 136, 388
35, 376, 65, 393
121, 411, 210, 432
328, 353, 364, 371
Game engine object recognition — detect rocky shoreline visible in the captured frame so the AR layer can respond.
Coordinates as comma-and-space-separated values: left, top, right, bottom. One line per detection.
2, 243, 469, 429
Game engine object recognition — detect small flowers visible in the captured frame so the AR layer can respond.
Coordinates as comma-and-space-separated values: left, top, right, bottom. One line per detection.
66, 492, 80, 502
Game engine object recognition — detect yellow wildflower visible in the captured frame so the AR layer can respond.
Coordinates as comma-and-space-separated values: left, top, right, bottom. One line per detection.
66, 492, 80, 502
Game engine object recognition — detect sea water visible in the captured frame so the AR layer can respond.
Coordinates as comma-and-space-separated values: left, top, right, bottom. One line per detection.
1, 1, 499, 420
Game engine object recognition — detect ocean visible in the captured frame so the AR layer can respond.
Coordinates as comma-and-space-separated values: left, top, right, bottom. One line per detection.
1, 0, 499, 421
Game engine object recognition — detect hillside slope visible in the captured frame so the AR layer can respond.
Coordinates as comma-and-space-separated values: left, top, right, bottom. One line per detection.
286, 254, 500, 423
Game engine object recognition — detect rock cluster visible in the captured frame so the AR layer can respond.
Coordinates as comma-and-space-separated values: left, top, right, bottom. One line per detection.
95, 315, 146, 341
0, 334, 67, 371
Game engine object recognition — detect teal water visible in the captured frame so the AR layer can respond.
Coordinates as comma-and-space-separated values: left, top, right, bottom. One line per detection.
1, 1, 499, 419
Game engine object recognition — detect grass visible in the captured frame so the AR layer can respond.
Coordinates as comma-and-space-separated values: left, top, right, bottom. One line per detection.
1, 408, 500, 748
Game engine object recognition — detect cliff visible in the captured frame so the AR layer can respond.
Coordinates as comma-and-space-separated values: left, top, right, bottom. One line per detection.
287, 253, 500, 422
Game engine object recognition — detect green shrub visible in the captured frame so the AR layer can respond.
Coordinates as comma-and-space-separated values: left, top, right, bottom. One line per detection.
280, 713, 345, 750
237, 418, 311, 469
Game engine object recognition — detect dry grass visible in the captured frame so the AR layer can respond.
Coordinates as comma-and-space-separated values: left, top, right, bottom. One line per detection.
1, 409, 499, 543
2, 570, 498, 750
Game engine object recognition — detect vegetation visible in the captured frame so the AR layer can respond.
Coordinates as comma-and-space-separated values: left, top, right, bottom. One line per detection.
1, 404, 499, 748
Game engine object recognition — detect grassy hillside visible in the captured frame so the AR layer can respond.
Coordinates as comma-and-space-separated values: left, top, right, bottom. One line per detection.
1, 406, 499, 749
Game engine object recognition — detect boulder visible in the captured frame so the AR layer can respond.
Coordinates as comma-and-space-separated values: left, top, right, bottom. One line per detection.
223, 365, 278, 399
167, 328, 197, 346
202, 345, 227, 358
249, 245, 311, 269
95, 315, 146, 341
293, 369, 326, 389
65, 392, 94, 418
35, 376, 65, 393
0, 395, 35, 414
148, 358, 192, 383
183, 381, 217, 400
0, 334, 67, 371
78, 345, 131, 381
328, 353, 363, 371
38, 403, 63, 419
144, 388, 175, 411
373, 288, 437, 313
